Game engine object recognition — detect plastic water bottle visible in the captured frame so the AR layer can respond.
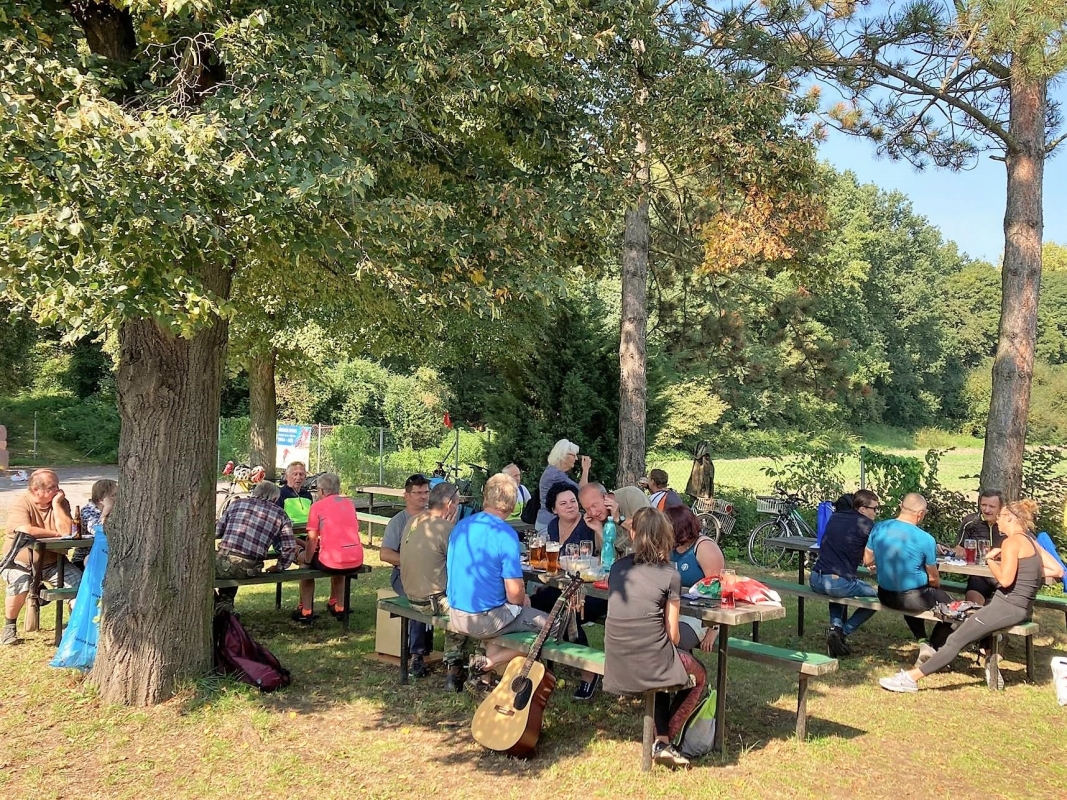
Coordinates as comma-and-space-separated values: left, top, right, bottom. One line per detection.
600, 518, 617, 573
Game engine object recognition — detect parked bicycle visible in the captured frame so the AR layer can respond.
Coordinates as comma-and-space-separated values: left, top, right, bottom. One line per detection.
216, 461, 266, 520
429, 461, 489, 516
689, 496, 736, 544
747, 486, 817, 568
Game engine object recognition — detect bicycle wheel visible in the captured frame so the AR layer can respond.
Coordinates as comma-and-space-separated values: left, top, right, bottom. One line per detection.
696, 512, 722, 543
216, 489, 233, 521
748, 519, 788, 568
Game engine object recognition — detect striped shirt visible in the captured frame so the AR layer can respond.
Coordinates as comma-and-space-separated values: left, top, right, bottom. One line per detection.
217, 497, 297, 569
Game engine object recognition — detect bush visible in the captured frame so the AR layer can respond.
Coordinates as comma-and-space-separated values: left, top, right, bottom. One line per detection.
383, 368, 451, 450
51, 397, 120, 460
218, 417, 251, 465
652, 380, 728, 451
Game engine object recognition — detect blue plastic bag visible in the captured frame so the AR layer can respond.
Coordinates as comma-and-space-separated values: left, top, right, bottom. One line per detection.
816, 501, 834, 547
51, 523, 108, 671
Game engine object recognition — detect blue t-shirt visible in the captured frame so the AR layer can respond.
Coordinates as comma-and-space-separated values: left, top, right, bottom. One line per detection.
446, 512, 524, 613
867, 519, 937, 592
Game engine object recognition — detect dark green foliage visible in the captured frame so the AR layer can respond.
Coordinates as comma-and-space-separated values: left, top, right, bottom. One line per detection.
61, 337, 112, 399
51, 396, 120, 460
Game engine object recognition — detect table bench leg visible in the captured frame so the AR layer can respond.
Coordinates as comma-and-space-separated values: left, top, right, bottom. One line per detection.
1025, 634, 1035, 682
714, 625, 731, 753
796, 675, 808, 740
342, 575, 352, 632
797, 557, 806, 637
275, 583, 282, 610
399, 617, 410, 686
641, 690, 656, 772
989, 634, 1003, 691
751, 621, 760, 643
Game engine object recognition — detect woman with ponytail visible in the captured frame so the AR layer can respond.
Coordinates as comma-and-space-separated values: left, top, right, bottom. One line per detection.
880, 498, 1063, 692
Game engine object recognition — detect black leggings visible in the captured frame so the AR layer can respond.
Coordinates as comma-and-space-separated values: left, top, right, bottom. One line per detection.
878, 586, 954, 648
920, 596, 1028, 675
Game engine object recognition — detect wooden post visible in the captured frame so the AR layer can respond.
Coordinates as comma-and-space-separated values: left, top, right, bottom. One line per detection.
796, 675, 809, 740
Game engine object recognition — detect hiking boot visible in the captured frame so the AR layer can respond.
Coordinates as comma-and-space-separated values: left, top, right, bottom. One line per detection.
985, 653, 1005, 690
572, 675, 599, 702
443, 663, 465, 693
826, 626, 850, 658
291, 606, 316, 624
652, 741, 691, 769
1, 624, 21, 646
409, 654, 429, 679
464, 673, 495, 700
879, 670, 919, 693
914, 642, 936, 668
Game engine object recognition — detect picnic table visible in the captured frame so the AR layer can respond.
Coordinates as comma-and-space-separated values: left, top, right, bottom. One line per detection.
525, 568, 786, 751
24, 534, 92, 644
352, 485, 405, 514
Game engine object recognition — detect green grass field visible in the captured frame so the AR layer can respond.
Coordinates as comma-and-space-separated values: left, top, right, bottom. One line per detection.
2, 544, 1066, 799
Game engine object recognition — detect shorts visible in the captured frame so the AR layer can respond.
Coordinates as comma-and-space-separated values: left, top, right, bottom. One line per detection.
2, 562, 83, 598
215, 552, 264, 580
449, 603, 548, 640
310, 554, 357, 574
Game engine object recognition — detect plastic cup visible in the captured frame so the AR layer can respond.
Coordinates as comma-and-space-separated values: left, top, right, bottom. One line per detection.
977, 540, 990, 566
721, 588, 735, 609
579, 540, 594, 558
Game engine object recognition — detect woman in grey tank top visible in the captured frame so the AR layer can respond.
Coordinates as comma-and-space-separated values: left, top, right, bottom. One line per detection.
880, 498, 1063, 692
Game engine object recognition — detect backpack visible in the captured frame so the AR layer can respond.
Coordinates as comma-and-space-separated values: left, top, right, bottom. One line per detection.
213, 609, 291, 692
520, 486, 540, 525
673, 689, 717, 759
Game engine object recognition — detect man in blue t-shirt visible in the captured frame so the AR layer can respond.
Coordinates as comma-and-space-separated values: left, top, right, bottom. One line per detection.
810, 489, 881, 657
447, 473, 598, 696
864, 493, 953, 662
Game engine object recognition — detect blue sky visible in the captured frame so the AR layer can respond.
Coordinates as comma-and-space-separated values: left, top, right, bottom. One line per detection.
818, 130, 1067, 264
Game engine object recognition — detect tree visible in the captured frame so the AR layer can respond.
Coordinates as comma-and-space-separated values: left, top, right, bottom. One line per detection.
1, 0, 624, 704
700, 0, 1067, 498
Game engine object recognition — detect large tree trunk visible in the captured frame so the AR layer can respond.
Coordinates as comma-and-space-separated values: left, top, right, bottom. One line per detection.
248, 348, 277, 474
92, 293, 229, 705
980, 70, 1045, 501
618, 197, 649, 488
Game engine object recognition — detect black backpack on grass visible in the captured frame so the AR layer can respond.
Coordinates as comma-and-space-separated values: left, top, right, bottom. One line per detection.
213, 609, 291, 692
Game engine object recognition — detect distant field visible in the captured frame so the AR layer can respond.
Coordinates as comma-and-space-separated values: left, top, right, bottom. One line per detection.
654, 448, 990, 497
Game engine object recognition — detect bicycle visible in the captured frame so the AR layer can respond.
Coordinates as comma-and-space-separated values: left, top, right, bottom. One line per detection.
216, 461, 266, 520
689, 496, 736, 544
747, 487, 817, 568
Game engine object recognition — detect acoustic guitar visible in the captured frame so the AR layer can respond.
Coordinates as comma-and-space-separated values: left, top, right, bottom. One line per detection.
471, 574, 583, 758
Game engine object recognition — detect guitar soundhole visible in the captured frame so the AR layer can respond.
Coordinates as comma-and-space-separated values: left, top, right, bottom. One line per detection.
511, 676, 533, 711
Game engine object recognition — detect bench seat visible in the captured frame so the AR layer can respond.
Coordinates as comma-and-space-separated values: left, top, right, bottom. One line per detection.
215, 564, 371, 631
760, 576, 1038, 683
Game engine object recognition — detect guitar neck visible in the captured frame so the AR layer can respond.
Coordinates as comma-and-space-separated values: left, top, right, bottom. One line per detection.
519, 577, 581, 679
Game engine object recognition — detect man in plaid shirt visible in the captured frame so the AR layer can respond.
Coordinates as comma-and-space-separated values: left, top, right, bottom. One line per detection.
215, 481, 299, 607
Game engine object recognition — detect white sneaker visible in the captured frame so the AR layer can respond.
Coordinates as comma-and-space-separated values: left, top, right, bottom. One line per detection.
880, 670, 919, 693
914, 642, 936, 668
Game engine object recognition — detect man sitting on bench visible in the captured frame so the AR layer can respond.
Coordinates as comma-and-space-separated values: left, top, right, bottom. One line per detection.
215, 481, 298, 610
298, 473, 363, 623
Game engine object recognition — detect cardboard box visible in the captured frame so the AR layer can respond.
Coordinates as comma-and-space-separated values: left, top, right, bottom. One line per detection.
375, 588, 402, 658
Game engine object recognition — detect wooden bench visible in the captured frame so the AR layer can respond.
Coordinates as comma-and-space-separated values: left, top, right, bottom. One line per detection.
760, 577, 1038, 682
215, 564, 371, 631
377, 595, 838, 763
359, 513, 393, 548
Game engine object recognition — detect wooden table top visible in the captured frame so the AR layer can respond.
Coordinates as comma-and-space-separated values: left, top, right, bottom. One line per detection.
36, 535, 95, 551
523, 569, 786, 627
353, 485, 406, 497
763, 535, 819, 552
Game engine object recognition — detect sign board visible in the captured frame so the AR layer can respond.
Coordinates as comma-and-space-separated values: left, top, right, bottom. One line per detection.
276, 424, 312, 470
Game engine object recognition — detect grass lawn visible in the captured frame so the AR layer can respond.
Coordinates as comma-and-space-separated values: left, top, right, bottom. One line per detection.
2, 546, 1066, 800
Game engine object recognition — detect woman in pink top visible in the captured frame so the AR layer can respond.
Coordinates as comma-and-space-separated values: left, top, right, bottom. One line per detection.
294, 473, 363, 622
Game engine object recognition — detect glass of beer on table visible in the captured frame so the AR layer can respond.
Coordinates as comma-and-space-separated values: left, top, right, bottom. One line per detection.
530, 535, 547, 569
545, 542, 562, 574
964, 538, 977, 565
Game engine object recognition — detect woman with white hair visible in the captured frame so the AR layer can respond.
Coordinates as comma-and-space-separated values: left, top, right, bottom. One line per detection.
536, 439, 591, 533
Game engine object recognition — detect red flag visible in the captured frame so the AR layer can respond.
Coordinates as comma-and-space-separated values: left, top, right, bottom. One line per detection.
443, 412, 453, 429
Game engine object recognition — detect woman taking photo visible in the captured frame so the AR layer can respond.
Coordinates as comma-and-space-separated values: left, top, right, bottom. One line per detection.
880, 498, 1064, 692
535, 439, 590, 533
604, 508, 707, 769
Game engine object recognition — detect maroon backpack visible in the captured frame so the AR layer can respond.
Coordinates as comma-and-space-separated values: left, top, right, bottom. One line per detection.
213, 610, 291, 692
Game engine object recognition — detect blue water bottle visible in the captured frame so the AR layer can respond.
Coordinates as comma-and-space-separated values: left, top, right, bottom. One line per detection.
600, 517, 617, 574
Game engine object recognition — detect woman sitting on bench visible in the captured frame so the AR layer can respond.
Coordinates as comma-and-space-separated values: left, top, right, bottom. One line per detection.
880, 498, 1064, 692
604, 508, 706, 769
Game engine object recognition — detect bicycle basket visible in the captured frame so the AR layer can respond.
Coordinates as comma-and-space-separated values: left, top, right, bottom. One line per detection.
710, 509, 735, 539
755, 496, 790, 514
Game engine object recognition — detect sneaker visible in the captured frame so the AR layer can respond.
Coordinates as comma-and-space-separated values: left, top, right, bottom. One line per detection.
464, 673, 495, 700
409, 654, 429, 679
291, 606, 316, 623
327, 600, 345, 620
879, 670, 919, 693
826, 626, 850, 658
0, 625, 21, 646
572, 675, 599, 702
985, 653, 1005, 690
652, 741, 691, 769
914, 642, 936, 668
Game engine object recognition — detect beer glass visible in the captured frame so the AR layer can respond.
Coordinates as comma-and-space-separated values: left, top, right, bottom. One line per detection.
546, 541, 562, 574
964, 538, 977, 565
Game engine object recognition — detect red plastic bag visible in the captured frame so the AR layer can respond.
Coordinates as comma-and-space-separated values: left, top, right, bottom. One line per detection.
729, 577, 782, 606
